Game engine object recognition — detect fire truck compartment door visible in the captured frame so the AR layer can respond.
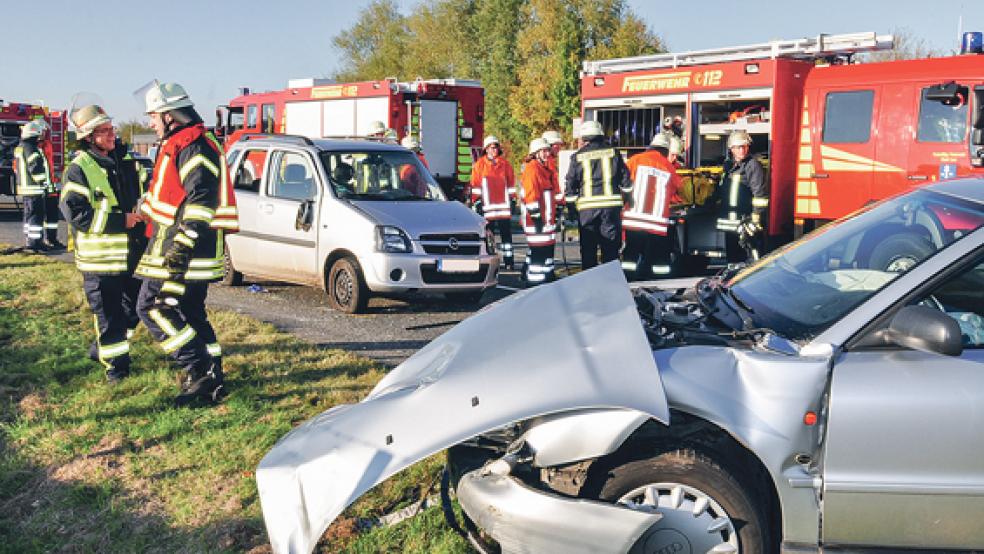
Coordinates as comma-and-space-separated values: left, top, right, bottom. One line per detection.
418, 100, 457, 178
356, 98, 389, 136
285, 102, 323, 138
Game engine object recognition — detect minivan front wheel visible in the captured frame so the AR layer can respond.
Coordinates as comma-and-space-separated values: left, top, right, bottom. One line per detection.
327, 257, 369, 314
221, 247, 243, 286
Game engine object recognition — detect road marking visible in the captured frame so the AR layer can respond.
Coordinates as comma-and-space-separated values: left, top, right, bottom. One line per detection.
496, 284, 521, 292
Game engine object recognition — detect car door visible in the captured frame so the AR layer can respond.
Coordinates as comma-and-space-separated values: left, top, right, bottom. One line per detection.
225, 147, 269, 274
821, 248, 984, 549
258, 149, 321, 283
814, 87, 880, 220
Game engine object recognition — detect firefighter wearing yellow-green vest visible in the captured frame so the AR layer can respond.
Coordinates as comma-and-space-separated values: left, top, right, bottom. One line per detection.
715, 130, 769, 262
564, 120, 632, 269
14, 119, 63, 252
60, 105, 148, 383
136, 81, 239, 406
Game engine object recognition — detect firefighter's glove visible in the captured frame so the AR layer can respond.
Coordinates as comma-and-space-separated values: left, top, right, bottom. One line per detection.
471, 199, 483, 216
738, 219, 762, 238
164, 228, 197, 279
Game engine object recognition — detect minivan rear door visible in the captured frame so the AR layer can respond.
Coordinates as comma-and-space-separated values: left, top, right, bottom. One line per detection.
257, 149, 322, 283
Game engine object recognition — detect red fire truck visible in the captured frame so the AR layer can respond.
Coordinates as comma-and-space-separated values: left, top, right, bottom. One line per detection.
579, 31, 984, 267
214, 78, 485, 200
0, 100, 67, 200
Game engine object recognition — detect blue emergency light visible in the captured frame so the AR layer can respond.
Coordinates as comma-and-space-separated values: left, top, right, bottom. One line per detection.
961, 32, 983, 54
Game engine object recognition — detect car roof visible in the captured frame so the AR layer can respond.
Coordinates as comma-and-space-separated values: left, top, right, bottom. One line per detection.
925, 177, 984, 204
231, 135, 407, 153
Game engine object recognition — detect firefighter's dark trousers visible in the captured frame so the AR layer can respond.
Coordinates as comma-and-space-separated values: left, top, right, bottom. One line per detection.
490, 218, 514, 268
622, 231, 671, 281
21, 194, 45, 248
83, 273, 141, 380
578, 207, 622, 270
136, 279, 213, 374
44, 193, 60, 243
524, 245, 556, 284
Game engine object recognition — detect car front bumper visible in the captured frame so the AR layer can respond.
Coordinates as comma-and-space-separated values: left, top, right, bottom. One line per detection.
361, 252, 499, 293
455, 469, 660, 554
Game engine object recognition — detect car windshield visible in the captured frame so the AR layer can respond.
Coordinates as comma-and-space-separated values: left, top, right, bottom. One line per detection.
727, 189, 984, 340
320, 150, 445, 201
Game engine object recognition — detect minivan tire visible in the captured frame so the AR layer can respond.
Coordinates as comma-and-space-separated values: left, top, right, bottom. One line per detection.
221, 248, 244, 286
327, 257, 369, 314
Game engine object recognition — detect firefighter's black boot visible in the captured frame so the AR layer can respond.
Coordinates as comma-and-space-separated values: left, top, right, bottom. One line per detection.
174, 361, 226, 407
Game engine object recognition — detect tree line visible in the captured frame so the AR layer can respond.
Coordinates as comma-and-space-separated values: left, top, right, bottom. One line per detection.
332, 0, 666, 159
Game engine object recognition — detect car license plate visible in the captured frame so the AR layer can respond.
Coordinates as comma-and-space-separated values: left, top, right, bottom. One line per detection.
437, 259, 480, 273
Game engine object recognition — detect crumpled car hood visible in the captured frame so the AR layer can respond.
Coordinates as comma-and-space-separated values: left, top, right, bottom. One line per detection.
256, 262, 669, 553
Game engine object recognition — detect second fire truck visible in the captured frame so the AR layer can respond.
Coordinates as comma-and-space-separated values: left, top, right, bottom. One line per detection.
579, 31, 984, 270
215, 78, 485, 200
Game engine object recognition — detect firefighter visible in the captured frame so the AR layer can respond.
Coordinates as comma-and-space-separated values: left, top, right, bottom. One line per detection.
541, 130, 566, 208
367, 120, 387, 139
622, 133, 682, 280
137, 81, 239, 406
668, 136, 684, 167
14, 119, 58, 252
564, 120, 631, 270
401, 135, 430, 170
60, 105, 147, 383
520, 138, 558, 284
469, 135, 516, 269
398, 136, 431, 197
716, 130, 768, 262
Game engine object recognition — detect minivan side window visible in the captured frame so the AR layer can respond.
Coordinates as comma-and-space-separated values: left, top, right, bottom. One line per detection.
918, 86, 969, 143
247, 105, 258, 129
234, 149, 268, 193
823, 90, 874, 143
267, 151, 317, 202
262, 104, 276, 134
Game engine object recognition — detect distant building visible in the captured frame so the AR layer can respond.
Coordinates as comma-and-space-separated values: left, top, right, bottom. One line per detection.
130, 133, 158, 157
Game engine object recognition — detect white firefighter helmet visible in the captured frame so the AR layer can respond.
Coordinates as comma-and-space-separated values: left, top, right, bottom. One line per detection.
483, 135, 500, 150
401, 135, 419, 150
528, 137, 550, 155
383, 128, 398, 143
727, 130, 752, 148
71, 105, 113, 139
542, 130, 564, 145
367, 120, 387, 136
650, 132, 671, 149
669, 136, 683, 156
143, 81, 194, 114
579, 120, 604, 138
20, 119, 48, 140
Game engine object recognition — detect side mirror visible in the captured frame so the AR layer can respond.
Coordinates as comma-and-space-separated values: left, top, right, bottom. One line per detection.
883, 305, 963, 356
295, 199, 314, 232
925, 82, 966, 106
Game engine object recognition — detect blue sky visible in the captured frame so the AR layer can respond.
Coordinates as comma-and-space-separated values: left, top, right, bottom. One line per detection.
2, 0, 980, 125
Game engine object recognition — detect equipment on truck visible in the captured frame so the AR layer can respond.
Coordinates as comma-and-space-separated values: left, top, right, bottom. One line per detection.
0, 100, 67, 201
215, 77, 485, 200
579, 31, 984, 272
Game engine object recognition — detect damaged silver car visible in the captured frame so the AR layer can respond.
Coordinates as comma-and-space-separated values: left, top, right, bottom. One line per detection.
257, 178, 984, 553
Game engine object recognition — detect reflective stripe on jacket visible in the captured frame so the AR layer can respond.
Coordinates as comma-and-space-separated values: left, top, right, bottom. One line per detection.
14, 141, 50, 196
61, 151, 130, 274
469, 156, 515, 221
624, 149, 681, 236
564, 139, 631, 211
716, 155, 768, 232
520, 159, 557, 247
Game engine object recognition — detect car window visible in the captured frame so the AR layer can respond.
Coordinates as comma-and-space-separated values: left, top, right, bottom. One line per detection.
262, 103, 276, 134
823, 90, 874, 143
234, 148, 267, 193
917, 85, 969, 143
728, 190, 984, 340
267, 151, 317, 202
247, 105, 258, 129
320, 149, 444, 201
910, 255, 984, 347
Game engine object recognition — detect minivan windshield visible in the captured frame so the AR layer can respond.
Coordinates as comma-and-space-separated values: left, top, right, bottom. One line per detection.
321, 150, 445, 201
726, 189, 984, 340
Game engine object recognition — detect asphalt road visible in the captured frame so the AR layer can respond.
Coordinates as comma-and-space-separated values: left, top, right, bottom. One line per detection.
0, 197, 582, 367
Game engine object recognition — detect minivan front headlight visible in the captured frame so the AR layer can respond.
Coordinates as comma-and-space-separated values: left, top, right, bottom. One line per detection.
375, 225, 412, 253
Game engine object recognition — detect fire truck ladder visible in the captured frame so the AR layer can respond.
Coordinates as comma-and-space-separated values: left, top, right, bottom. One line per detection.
582, 31, 895, 75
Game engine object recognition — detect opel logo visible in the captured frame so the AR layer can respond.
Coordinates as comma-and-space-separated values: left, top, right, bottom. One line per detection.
448, 237, 459, 251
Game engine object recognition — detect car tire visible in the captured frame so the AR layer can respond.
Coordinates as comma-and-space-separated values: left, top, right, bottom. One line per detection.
221, 247, 243, 286
444, 290, 485, 305
327, 257, 369, 314
869, 232, 935, 273
585, 448, 770, 554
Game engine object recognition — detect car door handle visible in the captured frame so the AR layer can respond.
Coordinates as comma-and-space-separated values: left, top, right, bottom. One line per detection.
907, 174, 929, 181
259, 202, 274, 214
811, 173, 829, 179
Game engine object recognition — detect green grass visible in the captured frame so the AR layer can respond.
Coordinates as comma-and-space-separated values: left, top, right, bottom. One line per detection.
0, 248, 470, 553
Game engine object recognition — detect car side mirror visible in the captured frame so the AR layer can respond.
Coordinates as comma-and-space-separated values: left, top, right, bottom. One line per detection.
883, 305, 963, 356
295, 199, 314, 232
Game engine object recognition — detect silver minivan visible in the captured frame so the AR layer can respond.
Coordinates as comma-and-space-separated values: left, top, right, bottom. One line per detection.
223, 135, 497, 313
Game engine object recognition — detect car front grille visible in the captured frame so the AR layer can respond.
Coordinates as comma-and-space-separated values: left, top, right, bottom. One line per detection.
419, 233, 482, 242
422, 244, 480, 255
419, 232, 483, 256
419, 263, 489, 284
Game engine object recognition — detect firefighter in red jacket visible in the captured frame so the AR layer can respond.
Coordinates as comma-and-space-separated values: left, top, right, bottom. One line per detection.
398, 136, 431, 198
470, 135, 516, 269
622, 133, 682, 280
520, 138, 558, 284
541, 130, 566, 211
136, 81, 239, 406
